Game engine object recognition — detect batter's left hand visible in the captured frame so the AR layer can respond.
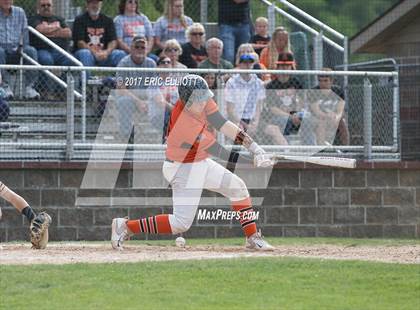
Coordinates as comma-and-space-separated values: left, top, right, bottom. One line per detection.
254, 153, 276, 168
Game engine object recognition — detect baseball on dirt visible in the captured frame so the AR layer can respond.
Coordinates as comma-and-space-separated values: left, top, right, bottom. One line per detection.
175, 236, 186, 247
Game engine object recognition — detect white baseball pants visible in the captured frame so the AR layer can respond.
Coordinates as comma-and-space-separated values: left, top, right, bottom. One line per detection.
162, 158, 250, 234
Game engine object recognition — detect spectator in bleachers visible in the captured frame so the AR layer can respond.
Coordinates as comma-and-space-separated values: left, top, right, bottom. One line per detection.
235, 44, 269, 82
311, 68, 350, 145
234, 43, 254, 67
218, 0, 252, 65
226, 53, 265, 136
73, 0, 126, 73
29, 0, 72, 98
150, 56, 179, 143
114, 0, 154, 55
0, 0, 40, 99
203, 73, 216, 90
260, 27, 293, 70
115, 36, 156, 137
250, 17, 270, 56
179, 23, 207, 68
264, 52, 314, 145
163, 39, 186, 69
198, 38, 233, 70
153, 0, 193, 51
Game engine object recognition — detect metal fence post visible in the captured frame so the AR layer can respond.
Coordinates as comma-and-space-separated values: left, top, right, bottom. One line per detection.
81, 70, 87, 142
268, 4, 276, 35
200, 0, 208, 25
18, 35, 24, 99
392, 73, 400, 153
363, 78, 372, 160
313, 31, 323, 85
217, 74, 226, 145
313, 30, 323, 70
343, 36, 349, 95
66, 71, 75, 160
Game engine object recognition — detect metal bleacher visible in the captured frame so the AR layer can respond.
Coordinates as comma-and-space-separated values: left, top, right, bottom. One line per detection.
2, 97, 162, 143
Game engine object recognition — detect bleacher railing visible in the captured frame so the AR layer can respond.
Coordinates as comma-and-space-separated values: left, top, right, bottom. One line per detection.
0, 65, 398, 161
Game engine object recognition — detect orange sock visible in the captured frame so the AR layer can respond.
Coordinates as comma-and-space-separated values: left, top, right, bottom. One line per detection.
232, 197, 257, 237
126, 214, 172, 234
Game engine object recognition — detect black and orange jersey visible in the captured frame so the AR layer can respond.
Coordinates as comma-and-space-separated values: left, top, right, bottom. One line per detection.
166, 98, 218, 163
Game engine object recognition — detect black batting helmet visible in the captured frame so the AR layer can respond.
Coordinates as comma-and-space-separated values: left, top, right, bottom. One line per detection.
178, 74, 214, 107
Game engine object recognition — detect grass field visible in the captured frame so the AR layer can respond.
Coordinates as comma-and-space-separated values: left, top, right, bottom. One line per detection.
1, 238, 419, 310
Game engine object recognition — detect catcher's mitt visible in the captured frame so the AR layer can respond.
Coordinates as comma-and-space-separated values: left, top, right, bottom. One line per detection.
30, 212, 52, 249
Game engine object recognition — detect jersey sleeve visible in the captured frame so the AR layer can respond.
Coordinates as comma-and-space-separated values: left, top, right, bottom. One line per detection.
204, 99, 219, 115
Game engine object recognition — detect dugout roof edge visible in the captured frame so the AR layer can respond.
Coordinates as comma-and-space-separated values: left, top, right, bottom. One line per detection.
350, 0, 420, 54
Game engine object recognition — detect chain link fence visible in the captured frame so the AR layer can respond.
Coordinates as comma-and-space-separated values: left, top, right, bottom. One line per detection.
0, 65, 398, 161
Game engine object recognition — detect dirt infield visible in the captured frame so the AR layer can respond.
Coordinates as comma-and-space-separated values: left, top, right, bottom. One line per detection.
1, 243, 419, 265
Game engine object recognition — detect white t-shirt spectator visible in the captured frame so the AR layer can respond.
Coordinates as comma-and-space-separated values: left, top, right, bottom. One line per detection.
225, 74, 266, 121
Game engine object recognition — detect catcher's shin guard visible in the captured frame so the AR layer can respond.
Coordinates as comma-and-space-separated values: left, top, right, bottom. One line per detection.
30, 212, 52, 249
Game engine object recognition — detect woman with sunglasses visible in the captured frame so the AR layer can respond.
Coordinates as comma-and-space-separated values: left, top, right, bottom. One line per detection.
153, 0, 193, 50
163, 39, 186, 69
114, 0, 154, 54
179, 23, 208, 68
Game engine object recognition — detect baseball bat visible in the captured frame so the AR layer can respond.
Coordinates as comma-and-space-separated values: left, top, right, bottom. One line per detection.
274, 154, 357, 169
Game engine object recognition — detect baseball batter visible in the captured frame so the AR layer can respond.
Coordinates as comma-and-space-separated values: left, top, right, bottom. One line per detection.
0, 181, 52, 249
112, 74, 274, 251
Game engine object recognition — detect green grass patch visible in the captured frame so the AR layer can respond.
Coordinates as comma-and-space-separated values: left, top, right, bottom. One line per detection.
1, 257, 419, 310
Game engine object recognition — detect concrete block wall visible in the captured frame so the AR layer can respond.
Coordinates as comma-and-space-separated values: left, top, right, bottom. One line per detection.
0, 161, 419, 242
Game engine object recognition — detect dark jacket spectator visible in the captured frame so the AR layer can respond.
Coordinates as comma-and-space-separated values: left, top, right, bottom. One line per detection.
29, 0, 73, 97
29, 0, 72, 59
218, 0, 252, 64
311, 68, 349, 145
73, 0, 126, 72
179, 23, 207, 68
263, 53, 315, 145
